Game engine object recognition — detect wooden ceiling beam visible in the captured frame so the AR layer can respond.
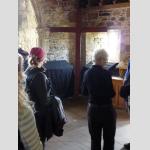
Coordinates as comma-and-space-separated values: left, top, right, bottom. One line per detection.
48, 27, 107, 33
101, 2, 129, 9
81, 27, 107, 32
49, 27, 77, 32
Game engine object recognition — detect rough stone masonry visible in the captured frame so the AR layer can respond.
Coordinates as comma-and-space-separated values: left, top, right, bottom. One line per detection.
18, 0, 130, 65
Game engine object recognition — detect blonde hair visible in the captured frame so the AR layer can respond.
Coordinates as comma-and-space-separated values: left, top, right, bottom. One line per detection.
18, 54, 28, 112
93, 49, 108, 63
28, 55, 46, 67
28, 56, 41, 66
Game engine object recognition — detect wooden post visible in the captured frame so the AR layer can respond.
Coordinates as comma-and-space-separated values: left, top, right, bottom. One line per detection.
48, 25, 107, 97
74, 9, 81, 96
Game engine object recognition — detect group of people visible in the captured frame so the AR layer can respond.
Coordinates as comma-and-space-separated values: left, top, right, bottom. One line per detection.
18, 47, 52, 150
18, 47, 130, 150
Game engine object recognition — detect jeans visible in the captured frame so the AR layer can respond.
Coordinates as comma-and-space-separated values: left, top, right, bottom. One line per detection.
88, 104, 117, 150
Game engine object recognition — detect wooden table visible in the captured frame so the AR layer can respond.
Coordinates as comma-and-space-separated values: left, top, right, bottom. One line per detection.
112, 76, 125, 109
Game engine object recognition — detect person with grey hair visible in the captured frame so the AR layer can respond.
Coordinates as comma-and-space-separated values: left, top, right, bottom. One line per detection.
82, 49, 116, 150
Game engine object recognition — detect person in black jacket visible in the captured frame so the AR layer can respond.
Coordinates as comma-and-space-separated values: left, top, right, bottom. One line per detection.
25, 47, 52, 146
82, 49, 116, 150
120, 60, 130, 150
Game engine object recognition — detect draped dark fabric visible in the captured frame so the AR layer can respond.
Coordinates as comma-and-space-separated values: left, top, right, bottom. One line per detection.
44, 60, 74, 99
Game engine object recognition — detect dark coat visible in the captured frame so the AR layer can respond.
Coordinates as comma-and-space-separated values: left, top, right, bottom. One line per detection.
120, 74, 130, 100
25, 67, 53, 140
18, 130, 25, 150
81, 65, 115, 106
25, 67, 51, 112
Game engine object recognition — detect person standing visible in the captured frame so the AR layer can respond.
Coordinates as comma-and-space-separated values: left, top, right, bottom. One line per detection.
120, 60, 130, 150
25, 47, 52, 146
82, 49, 116, 150
18, 54, 43, 150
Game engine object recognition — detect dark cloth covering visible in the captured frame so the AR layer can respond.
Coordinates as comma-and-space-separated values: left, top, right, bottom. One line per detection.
104, 62, 119, 76
44, 60, 74, 99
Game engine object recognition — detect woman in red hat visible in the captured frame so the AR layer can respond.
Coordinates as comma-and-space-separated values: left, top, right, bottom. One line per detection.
25, 47, 52, 146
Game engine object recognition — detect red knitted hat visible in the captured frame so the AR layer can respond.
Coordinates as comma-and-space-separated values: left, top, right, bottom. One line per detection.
30, 47, 46, 61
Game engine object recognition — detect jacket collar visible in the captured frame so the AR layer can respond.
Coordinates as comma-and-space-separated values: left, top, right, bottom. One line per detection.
92, 65, 103, 69
25, 66, 46, 75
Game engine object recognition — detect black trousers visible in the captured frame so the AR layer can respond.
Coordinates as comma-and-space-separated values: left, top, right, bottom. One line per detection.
35, 112, 47, 146
88, 104, 117, 150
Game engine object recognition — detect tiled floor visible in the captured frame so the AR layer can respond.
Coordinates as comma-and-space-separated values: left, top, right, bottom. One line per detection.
45, 98, 130, 150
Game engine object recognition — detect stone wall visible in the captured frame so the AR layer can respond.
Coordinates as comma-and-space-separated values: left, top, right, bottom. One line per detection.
33, 0, 77, 64
42, 32, 76, 65
85, 32, 108, 64
18, 1, 130, 65
36, 0, 77, 27
18, 0, 39, 51
82, 3, 130, 64
40, 3, 130, 65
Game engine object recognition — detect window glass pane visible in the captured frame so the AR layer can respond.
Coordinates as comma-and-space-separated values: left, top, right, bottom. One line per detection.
107, 29, 121, 62
86, 30, 121, 64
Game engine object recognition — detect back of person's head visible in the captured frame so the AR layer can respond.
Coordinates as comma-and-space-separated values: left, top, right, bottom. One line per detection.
93, 49, 108, 67
29, 47, 46, 67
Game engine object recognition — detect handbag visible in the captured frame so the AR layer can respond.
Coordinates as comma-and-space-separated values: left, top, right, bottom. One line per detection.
47, 83, 67, 137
